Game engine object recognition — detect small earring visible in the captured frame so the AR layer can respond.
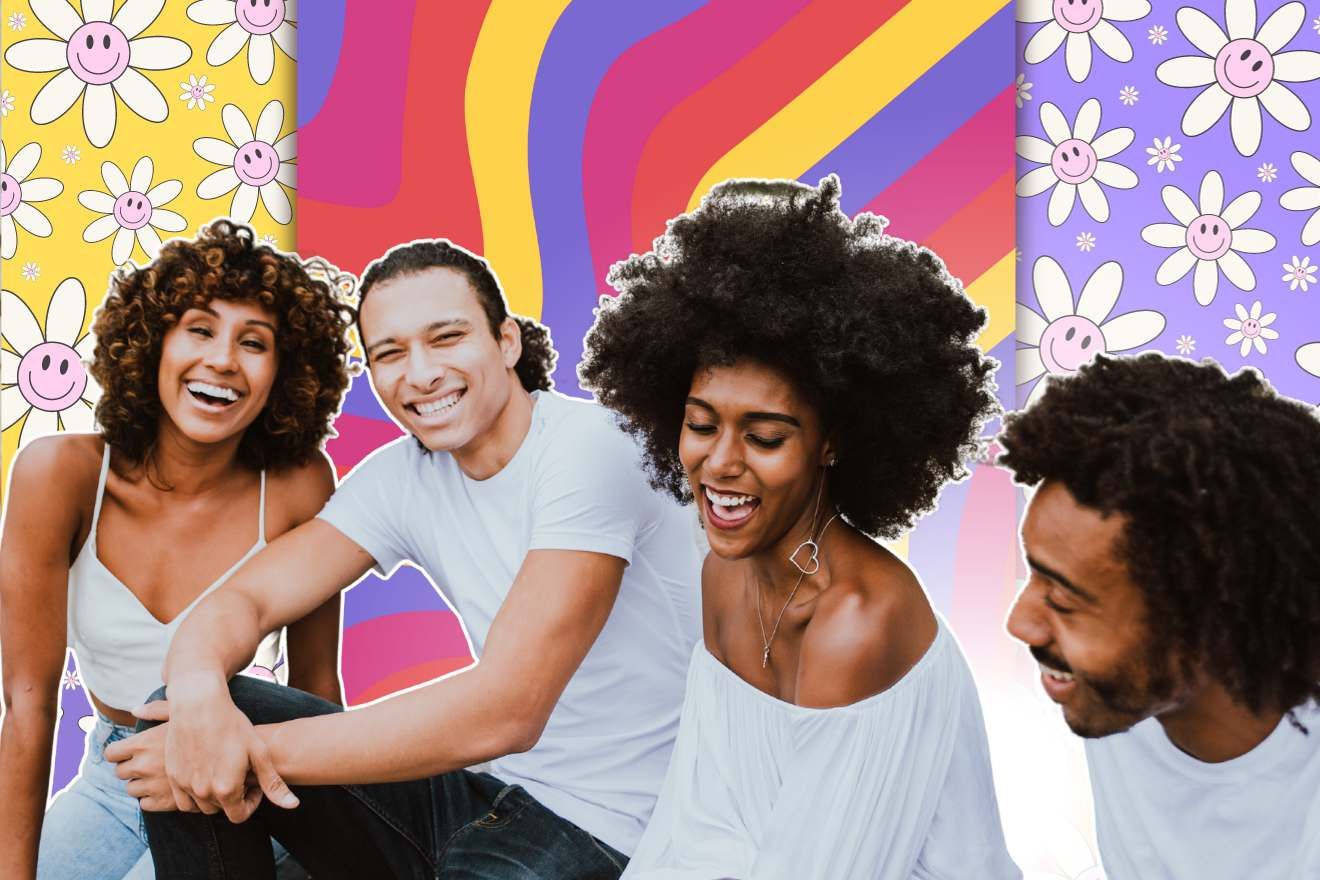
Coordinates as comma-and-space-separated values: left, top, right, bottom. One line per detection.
827, 457, 838, 468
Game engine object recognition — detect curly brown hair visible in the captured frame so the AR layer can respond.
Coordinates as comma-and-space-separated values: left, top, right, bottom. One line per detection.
91, 219, 353, 473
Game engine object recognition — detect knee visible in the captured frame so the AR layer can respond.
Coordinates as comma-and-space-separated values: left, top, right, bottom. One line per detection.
226, 675, 343, 726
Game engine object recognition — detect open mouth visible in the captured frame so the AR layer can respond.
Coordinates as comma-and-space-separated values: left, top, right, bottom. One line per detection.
407, 388, 465, 421
187, 379, 242, 408
1038, 661, 1078, 701
702, 484, 761, 530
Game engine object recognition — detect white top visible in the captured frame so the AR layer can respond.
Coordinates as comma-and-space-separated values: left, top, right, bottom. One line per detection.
317, 390, 702, 854
1086, 699, 1320, 879
623, 618, 1021, 879
67, 443, 282, 711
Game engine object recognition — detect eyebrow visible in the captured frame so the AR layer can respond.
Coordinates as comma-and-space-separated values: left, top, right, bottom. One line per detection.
195, 306, 276, 334
364, 319, 471, 358
1026, 554, 1098, 604
685, 396, 801, 427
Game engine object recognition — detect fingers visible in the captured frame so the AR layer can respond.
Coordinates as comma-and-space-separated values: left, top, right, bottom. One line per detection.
171, 783, 207, 815
251, 745, 299, 810
133, 699, 171, 722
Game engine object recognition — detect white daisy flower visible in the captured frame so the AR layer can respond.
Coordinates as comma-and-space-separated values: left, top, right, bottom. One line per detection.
1018, 257, 1166, 407
1018, 0, 1152, 83
179, 73, 215, 110
1257, 162, 1278, 182
193, 100, 295, 225
1280, 151, 1320, 245
187, 0, 296, 86
78, 156, 187, 265
1149, 24, 1168, 45
258, 232, 277, 246
1146, 136, 1183, 173
1017, 98, 1137, 226
61, 668, 81, 690
1156, 1, 1320, 157
1015, 73, 1033, 108
0, 142, 64, 260
1223, 300, 1277, 355
1, 280, 101, 449
1119, 85, 1139, 105
61, 145, 80, 164
1176, 334, 1196, 354
1076, 231, 1096, 251
1282, 255, 1315, 291
8, 11, 27, 30
1298, 341, 1320, 377
21, 261, 40, 280
1313, 15, 1320, 36
4, 0, 192, 149
1141, 171, 1276, 305
0, 90, 14, 117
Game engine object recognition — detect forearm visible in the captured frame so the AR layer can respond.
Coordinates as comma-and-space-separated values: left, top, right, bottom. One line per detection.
0, 705, 58, 879
163, 590, 265, 695
285, 666, 343, 707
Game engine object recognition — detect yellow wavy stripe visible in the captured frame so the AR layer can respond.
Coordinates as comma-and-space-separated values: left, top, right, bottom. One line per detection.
465, 1, 572, 320
687, 0, 1003, 209
967, 250, 1016, 352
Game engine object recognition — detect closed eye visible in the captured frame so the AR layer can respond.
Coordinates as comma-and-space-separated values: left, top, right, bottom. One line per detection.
747, 434, 786, 449
684, 422, 716, 435
188, 326, 213, 338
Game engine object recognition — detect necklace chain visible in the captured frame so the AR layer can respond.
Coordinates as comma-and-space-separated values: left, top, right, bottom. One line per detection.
757, 477, 839, 668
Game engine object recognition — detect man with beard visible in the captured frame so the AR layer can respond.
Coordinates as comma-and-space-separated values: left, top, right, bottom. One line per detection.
999, 353, 1320, 879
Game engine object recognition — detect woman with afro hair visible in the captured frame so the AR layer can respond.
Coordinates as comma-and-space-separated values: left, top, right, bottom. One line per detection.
581, 176, 1020, 879
0, 220, 352, 880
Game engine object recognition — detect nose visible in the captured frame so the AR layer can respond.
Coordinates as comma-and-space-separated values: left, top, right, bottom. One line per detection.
404, 345, 444, 391
201, 336, 239, 373
704, 430, 744, 480
1005, 581, 1051, 648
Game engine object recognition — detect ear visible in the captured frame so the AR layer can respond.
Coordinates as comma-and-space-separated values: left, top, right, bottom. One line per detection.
819, 438, 837, 469
499, 316, 523, 371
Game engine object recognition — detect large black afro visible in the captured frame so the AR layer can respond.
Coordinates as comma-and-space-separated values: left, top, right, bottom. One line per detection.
580, 176, 999, 538
1000, 353, 1320, 718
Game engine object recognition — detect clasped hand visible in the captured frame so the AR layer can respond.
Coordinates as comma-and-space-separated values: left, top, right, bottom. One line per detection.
103, 697, 299, 823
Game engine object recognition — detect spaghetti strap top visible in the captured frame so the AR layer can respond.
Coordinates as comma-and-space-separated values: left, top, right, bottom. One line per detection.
66, 444, 281, 711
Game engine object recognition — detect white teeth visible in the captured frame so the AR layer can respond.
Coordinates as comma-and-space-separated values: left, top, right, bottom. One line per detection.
415, 390, 463, 416
186, 380, 238, 401
704, 486, 757, 507
1040, 664, 1075, 683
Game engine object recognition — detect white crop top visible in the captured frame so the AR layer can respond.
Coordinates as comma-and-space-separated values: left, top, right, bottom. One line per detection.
66, 444, 282, 711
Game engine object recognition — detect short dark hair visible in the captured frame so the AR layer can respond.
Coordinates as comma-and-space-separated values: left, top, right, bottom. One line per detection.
579, 175, 999, 538
999, 353, 1320, 717
356, 239, 555, 392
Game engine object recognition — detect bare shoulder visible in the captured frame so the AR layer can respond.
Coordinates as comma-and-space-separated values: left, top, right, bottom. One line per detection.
6, 433, 102, 509
699, 550, 739, 656
265, 450, 337, 535
795, 536, 938, 709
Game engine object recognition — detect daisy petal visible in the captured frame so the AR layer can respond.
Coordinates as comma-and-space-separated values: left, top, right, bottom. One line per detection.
1156, 248, 1197, 285
194, 136, 238, 166
275, 163, 295, 188
60, 399, 96, 432
1230, 227, 1275, 254
1162, 185, 1199, 225
1024, 21, 1067, 65
272, 21, 296, 59
1016, 165, 1059, 198
1078, 179, 1109, 222
129, 156, 153, 193
145, 178, 182, 206
1177, 7, 1229, 57
82, 0, 112, 23
112, 226, 135, 265
12, 203, 53, 237
1089, 20, 1132, 63
1091, 128, 1133, 160
20, 178, 64, 202
19, 406, 59, 448
1016, 135, 1055, 164
1, 349, 18, 385
222, 103, 254, 145
0, 215, 14, 259
45, 277, 86, 345
1256, 1, 1305, 53
101, 161, 129, 196
1065, 32, 1092, 83
1302, 212, 1320, 247
1240, 336, 1252, 357
150, 208, 186, 232
75, 332, 96, 361
1297, 343, 1320, 377
136, 224, 162, 258
255, 100, 284, 143
1076, 262, 1123, 324
1039, 102, 1072, 145
1032, 257, 1075, 322
248, 33, 275, 85
113, 0, 166, 38
1017, 347, 1047, 384
1101, 310, 1165, 352
1073, 99, 1102, 143
1235, 302, 1250, 321
1193, 259, 1219, 305
230, 183, 258, 223
1143, 223, 1188, 248
1, 289, 46, 351
1156, 56, 1216, 87
30, 69, 86, 124
1230, 96, 1262, 157
28, 0, 83, 40
1182, 84, 1231, 137
1, 385, 29, 430
206, 21, 249, 66
112, 68, 168, 122
187, 0, 238, 26
4, 38, 73, 72
196, 166, 241, 199
1093, 160, 1138, 189
1017, 304, 1049, 346
1048, 181, 1077, 226
1272, 52, 1320, 84
83, 212, 121, 242
129, 35, 191, 70
1258, 82, 1309, 131
6, 143, 41, 181
1016, 0, 1052, 23
273, 132, 296, 161
260, 181, 291, 225
1221, 191, 1261, 228
1199, 171, 1225, 216
1104, 0, 1151, 22
1225, 0, 1256, 40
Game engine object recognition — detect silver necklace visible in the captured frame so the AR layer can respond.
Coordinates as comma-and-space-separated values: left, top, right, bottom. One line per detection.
757, 480, 840, 668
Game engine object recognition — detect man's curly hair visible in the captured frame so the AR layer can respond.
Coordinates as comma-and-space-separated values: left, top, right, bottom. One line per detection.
999, 353, 1320, 717
91, 219, 353, 473
357, 239, 556, 392
579, 175, 999, 538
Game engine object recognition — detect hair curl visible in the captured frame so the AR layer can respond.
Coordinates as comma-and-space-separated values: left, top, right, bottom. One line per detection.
999, 353, 1320, 717
91, 219, 353, 473
579, 175, 998, 538
356, 239, 556, 392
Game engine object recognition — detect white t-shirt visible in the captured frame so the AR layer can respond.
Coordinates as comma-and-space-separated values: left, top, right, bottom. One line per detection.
318, 390, 702, 854
1085, 700, 1320, 879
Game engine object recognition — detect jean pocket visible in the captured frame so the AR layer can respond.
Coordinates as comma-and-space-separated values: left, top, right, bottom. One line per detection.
472, 784, 531, 830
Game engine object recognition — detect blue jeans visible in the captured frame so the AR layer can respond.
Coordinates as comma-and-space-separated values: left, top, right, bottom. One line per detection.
140, 677, 628, 879
37, 713, 305, 880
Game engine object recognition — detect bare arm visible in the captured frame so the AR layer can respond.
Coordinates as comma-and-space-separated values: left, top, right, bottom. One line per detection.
262, 548, 624, 784
0, 438, 93, 879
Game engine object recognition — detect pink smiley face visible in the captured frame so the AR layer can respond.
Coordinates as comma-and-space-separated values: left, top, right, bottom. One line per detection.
1240, 318, 1262, 338
1215, 39, 1273, 99
236, 0, 286, 35
17, 342, 88, 412
113, 191, 153, 230
66, 22, 130, 85
1186, 214, 1231, 260
1039, 316, 1105, 374
1050, 139, 1098, 185
0, 173, 20, 217
1052, 0, 1103, 33
234, 140, 279, 186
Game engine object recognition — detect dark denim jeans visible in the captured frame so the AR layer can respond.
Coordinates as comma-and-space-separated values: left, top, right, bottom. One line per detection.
139, 677, 628, 880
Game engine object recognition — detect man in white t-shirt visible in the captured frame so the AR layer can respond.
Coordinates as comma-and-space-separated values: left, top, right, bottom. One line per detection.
107, 240, 702, 879
997, 353, 1320, 880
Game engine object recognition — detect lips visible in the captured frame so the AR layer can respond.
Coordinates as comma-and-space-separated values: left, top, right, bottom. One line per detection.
406, 388, 466, 422
701, 484, 761, 531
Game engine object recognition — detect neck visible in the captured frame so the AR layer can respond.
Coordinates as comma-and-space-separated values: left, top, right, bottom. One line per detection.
1156, 679, 1285, 763
452, 377, 535, 480
146, 420, 246, 493
746, 475, 835, 599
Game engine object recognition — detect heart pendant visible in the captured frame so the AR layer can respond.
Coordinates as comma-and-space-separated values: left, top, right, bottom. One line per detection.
789, 540, 820, 575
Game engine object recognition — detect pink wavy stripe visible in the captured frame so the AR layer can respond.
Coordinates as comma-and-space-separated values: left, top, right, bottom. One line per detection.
326, 413, 404, 476
341, 611, 472, 703
949, 463, 1019, 678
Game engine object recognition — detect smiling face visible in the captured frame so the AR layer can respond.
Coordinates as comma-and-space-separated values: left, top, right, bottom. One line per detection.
1215, 39, 1274, 99
1039, 315, 1105, 373
234, 141, 279, 186
17, 341, 88, 412
1050, 139, 1098, 185
236, 0, 286, 35
680, 360, 833, 562
1007, 481, 1188, 738
66, 21, 130, 85
1052, 0, 1103, 33
113, 191, 152, 230
156, 299, 279, 446
0, 173, 20, 216
1186, 213, 1231, 260
361, 267, 521, 454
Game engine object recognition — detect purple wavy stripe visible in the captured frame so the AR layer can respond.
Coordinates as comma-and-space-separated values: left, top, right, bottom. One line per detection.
343, 564, 456, 626
296, 0, 347, 125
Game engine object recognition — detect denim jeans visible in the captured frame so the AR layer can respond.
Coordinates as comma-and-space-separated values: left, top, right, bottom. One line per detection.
37, 713, 305, 880
140, 677, 629, 880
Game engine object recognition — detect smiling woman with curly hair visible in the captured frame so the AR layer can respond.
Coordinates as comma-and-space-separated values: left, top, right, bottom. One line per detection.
0, 220, 351, 880
580, 176, 1019, 879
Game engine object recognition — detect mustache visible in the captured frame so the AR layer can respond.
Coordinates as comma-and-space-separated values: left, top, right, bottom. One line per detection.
1029, 645, 1073, 675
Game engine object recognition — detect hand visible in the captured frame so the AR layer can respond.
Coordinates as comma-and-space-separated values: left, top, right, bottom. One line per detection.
105, 721, 196, 813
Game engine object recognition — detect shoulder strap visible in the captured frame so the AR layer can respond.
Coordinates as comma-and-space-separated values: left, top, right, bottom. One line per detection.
88, 442, 113, 538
